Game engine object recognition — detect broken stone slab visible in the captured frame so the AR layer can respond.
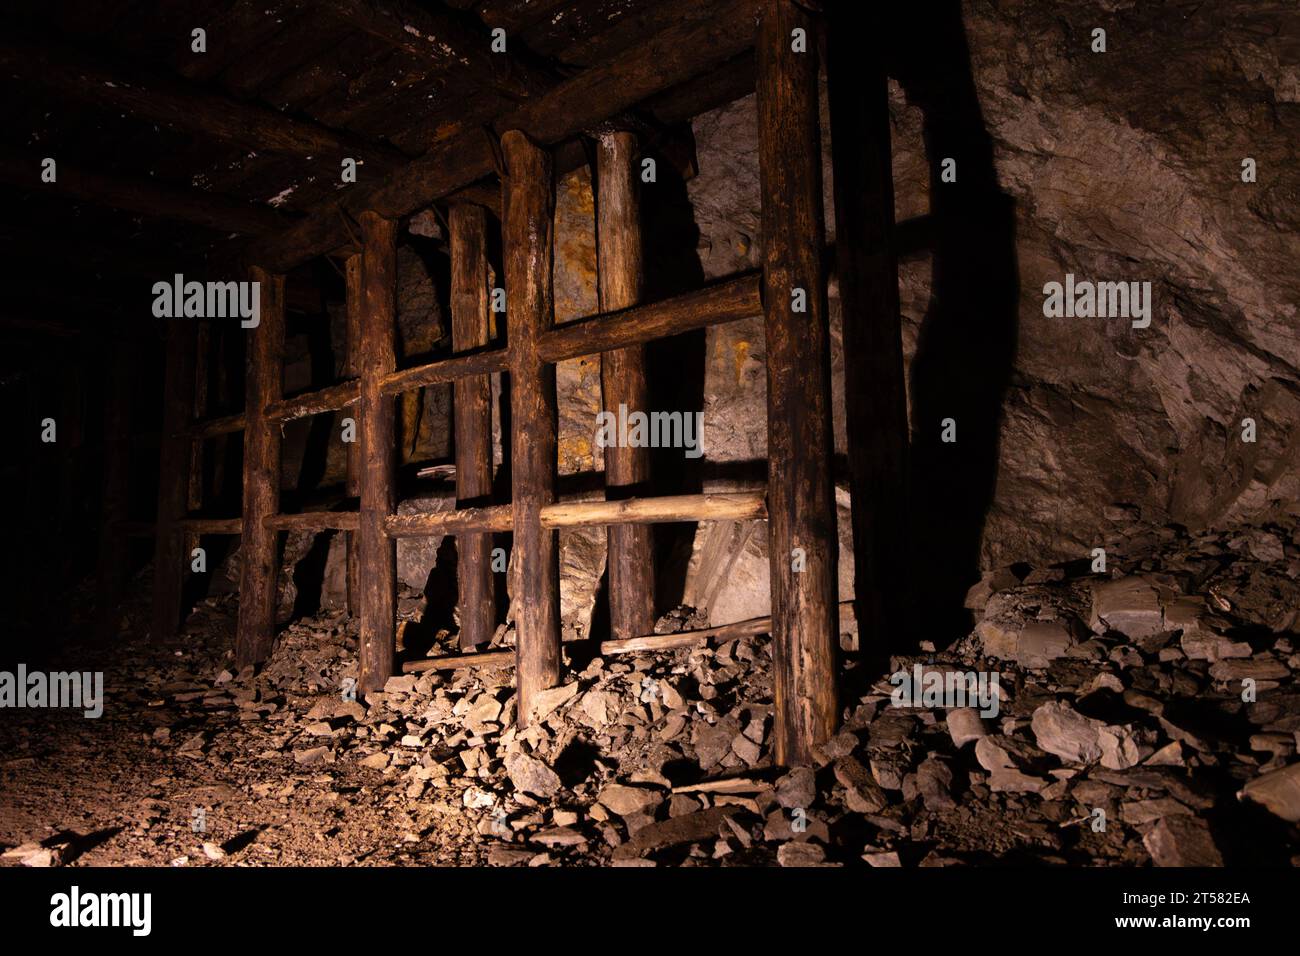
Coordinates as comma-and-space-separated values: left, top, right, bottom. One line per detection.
774, 767, 816, 809
1209, 658, 1290, 682
1180, 630, 1253, 663
777, 842, 828, 867
834, 755, 888, 813
946, 707, 989, 747
531, 827, 587, 848
529, 683, 579, 722
974, 735, 1051, 793
915, 756, 956, 811
612, 807, 738, 860
1238, 762, 1300, 822
1032, 701, 1103, 764
597, 784, 664, 818
1142, 815, 1224, 867
1090, 576, 1166, 638
504, 752, 561, 798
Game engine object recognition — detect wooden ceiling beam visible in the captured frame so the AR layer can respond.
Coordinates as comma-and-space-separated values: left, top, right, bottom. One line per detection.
0, 147, 288, 236
0, 37, 408, 171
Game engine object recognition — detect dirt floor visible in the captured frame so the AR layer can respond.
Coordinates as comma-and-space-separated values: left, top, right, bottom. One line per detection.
2, 516, 1299, 867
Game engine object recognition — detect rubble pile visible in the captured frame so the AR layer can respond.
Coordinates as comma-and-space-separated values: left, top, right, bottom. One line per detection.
2, 515, 1298, 867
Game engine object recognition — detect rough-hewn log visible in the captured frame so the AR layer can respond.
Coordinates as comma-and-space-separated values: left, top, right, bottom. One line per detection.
825, 0, 909, 658
595, 130, 656, 642
543, 492, 765, 530
344, 254, 363, 618
235, 269, 285, 667
263, 512, 360, 532
177, 517, 244, 534
402, 649, 515, 674
601, 602, 856, 656
449, 204, 497, 651
384, 505, 513, 538
96, 344, 133, 641
0, 147, 286, 236
0, 37, 405, 169
757, 0, 839, 766
151, 321, 197, 640
502, 130, 560, 728
242, 0, 761, 271
357, 212, 399, 693
263, 378, 360, 424
379, 347, 510, 397
538, 273, 760, 363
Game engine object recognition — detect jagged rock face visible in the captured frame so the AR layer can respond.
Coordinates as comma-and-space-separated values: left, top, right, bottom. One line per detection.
683, 0, 1300, 626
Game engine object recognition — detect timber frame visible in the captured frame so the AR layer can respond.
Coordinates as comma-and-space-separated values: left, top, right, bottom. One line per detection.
135, 0, 894, 766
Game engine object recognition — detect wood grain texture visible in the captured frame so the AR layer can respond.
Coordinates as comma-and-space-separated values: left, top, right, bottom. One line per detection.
356, 212, 399, 693
235, 268, 285, 666
502, 130, 561, 728
756, 0, 839, 765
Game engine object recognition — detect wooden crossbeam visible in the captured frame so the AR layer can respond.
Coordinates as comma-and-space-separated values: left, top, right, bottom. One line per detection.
178, 517, 244, 534
0, 147, 286, 236
242, 0, 761, 271
379, 347, 510, 397
0, 37, 406, 170
263, 512, 361, 532
264, 379, 360, 424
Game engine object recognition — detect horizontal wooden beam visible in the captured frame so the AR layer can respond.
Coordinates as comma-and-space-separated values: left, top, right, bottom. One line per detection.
378, 346, 510, 397
0, 37, 406, 170
264, 511, 360, 532
601, 602, 856, 656
243, 0, 761, 271
188, 412, 246, 439
264, 379, 360, 424
0, 147, 286, 235
538, 272, 761, 364
383, 492, 766, 538
177, 517, 243, 534
401, 649, 515, 674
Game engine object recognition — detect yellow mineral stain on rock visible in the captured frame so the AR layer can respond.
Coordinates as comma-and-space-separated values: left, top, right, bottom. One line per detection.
734, 340, 750, 385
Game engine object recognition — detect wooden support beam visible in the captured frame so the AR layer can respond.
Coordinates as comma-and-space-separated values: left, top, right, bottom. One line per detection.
151, 321, 197, 640
0, 147, 286, 236
185, 322, 210, 560
756, 0, 839, 766
596, 130, 656, 641
601, 602, 856, 656
356, 212, 399, 693
189, 412, 247, 439
344, 254, 363, 618
402, 649, 515, 674
449, 204, 497, 650
242, 0, 761, 272
263, 512, 360, 532
95, 344, 133, 642
502, 130, 560, 728
537, 273, 760, 364
825, 0, 909, 655
263, 379, 360, 424
235, 268, 285, 667
384, 504, 513, 538
0, 37, 405, 169
178, 517, 244, 534
378, 347, 510, 397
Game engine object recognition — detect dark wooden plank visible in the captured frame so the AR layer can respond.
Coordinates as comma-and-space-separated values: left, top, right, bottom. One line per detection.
502, 129, 560, 728
344, 253, 362, 617
449, 203, 497, 651
595, 130, 655, 641
95, 343, 133, 641
356, 211, 398, 693
234, 267, 285, 666
756, 0, 839, 765
152, 321, 197, 640
825, 0, 909, 658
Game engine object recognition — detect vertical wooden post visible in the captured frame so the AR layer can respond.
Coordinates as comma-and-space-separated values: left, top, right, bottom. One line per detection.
596, 131, 656, 641
96, 343, 133, 641
185, 321, 210, 559
757, 0, 840, 765
356, 212, 398, 693
449, 203, 497, 650
343, 254, 363, 618
502, 129, 560, 727
152, 319, 196, 639
235, 268, 285, 667
825, 0, 909, 655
